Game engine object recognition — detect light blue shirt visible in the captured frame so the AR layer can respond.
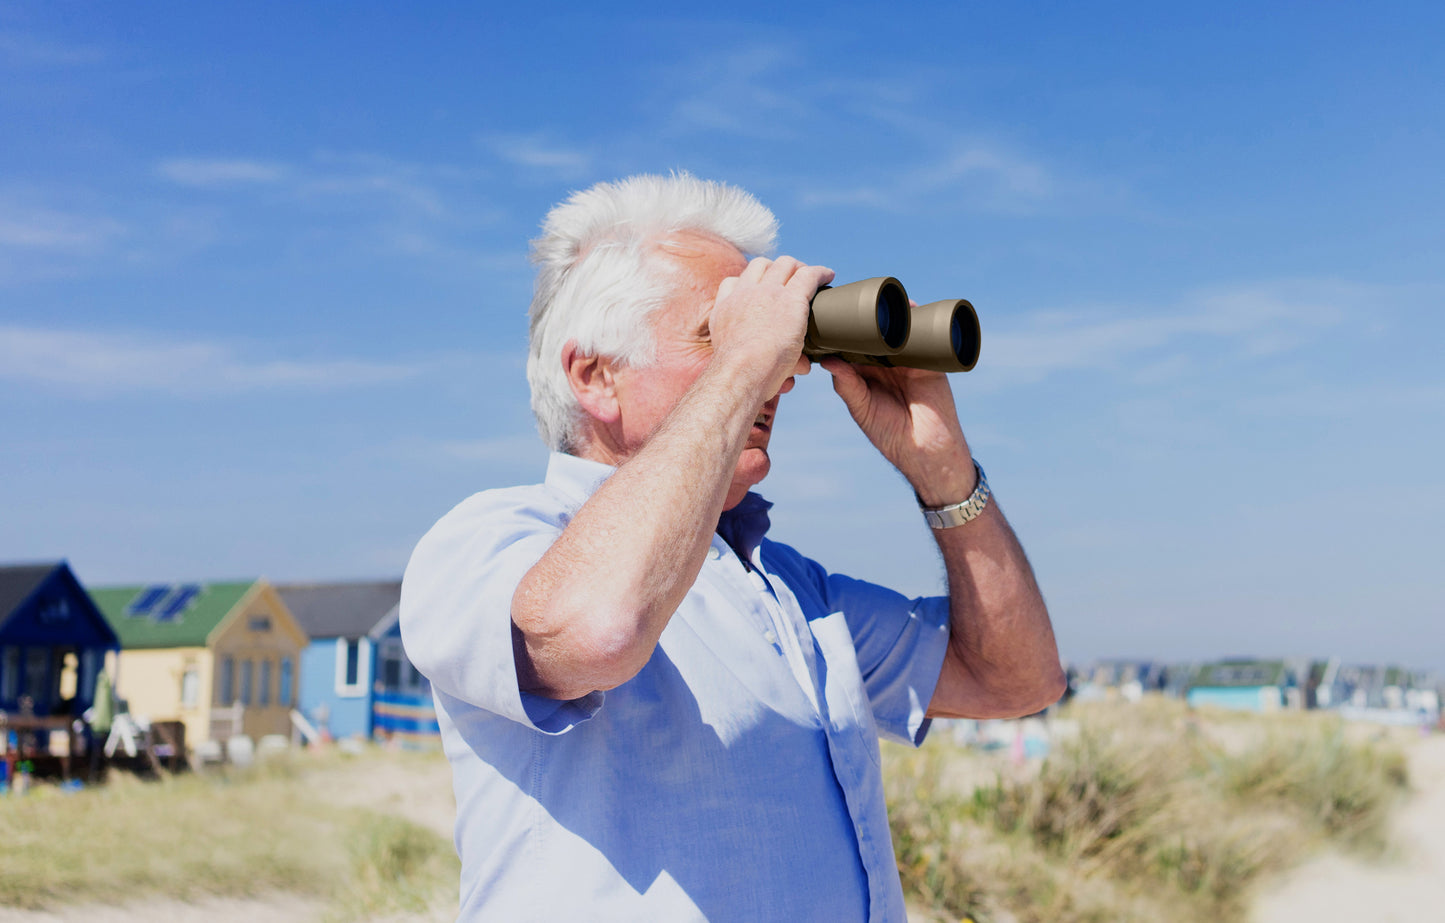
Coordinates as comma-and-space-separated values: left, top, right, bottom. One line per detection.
401, 452, 951, 921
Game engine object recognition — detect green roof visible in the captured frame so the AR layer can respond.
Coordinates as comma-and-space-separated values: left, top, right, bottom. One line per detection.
90, 581, 257, 649
1190, 659, 1287, 688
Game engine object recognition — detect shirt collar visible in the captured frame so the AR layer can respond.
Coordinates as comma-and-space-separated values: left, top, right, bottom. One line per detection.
544, 451, 774, 558
716, 491, 775, 562
544, 451, 617, 508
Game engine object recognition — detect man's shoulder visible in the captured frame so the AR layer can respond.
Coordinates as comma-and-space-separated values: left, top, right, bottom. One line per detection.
419, 481, 569, 548
406, 481, 567, 573
759, 536, 831, 594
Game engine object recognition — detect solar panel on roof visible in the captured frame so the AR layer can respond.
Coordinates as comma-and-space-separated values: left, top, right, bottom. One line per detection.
126, 584, 172, 616
153, 584, 202, 622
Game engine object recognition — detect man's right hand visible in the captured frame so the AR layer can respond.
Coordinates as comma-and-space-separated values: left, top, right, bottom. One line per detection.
710, 255, 833, 405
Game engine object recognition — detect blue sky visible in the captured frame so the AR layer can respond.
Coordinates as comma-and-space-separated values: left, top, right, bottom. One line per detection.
3, 2, 1442, 670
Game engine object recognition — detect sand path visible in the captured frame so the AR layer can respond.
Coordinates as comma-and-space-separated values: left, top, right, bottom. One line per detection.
1252, 733, 1445, 923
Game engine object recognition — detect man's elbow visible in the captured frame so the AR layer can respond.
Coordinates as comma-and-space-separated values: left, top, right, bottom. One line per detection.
1002, 664, 1068, 717
513, 601, 656, 701
937, 660, 1068, 720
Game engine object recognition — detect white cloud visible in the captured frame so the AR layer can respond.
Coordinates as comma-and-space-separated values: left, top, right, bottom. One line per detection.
664, 44, 809, 140
980, 280, 1358, 386
0, 205, 125, 250
156, 158, 290, 186
799, 142, 1055, 214
483, 134, 592, 179
0, 325, 421, 396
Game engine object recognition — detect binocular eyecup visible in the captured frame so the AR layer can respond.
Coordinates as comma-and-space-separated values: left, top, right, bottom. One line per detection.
803, 277, 980, 372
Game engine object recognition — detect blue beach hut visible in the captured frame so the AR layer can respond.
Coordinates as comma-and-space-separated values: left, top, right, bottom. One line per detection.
278, 581, 402, 742
0, 561, 119, 719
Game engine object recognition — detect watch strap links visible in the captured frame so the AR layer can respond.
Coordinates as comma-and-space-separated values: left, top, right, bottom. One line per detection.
919, 460, 990, 529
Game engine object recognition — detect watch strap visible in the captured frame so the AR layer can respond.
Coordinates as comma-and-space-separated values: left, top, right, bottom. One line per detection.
919, 460, 990, 529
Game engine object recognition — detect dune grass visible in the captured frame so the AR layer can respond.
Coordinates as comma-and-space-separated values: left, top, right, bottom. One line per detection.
0, 702, 1412, 922
887, 700, 1412, 923
0, 752, 456, 918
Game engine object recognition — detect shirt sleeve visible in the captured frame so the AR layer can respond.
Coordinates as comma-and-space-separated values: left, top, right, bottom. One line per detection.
399, 489, 603, 735
763, 540, 951, 747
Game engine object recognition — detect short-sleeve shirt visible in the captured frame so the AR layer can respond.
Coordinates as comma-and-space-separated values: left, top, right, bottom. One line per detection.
401, 452, 951, 922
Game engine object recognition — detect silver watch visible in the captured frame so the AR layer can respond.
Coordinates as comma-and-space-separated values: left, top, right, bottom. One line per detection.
919, 460, 990, 529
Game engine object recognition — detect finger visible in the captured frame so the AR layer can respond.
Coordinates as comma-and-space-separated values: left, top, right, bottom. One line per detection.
715, 276, 738, 302
760, 255, 803, 285
786, 263, 835, 295
739, 256, 773, 282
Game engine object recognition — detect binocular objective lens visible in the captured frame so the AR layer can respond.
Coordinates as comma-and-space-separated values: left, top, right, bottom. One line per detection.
876, 287, 909, 351
951, 313, 965, 359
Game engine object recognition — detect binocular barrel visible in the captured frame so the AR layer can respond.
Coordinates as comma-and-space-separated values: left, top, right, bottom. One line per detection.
803, 277, 980, 372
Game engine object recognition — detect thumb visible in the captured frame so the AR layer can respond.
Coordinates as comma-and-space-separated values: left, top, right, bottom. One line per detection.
821, 358, 870, 419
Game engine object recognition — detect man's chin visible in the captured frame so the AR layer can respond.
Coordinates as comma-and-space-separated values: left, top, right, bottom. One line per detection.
726, 448, 770, 506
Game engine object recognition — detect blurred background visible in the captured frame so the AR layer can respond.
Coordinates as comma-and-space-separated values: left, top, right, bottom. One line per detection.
3, 0, 1442, 672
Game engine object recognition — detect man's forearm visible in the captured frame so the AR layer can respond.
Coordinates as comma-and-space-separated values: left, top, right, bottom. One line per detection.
927, 494, 1065, 719
511, 361, 771, 700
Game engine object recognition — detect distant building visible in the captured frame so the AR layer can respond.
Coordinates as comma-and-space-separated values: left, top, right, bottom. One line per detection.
91, 579, 308, 748
1070, 659, 1171, 702
0, 561, 119, 719
369, 604, 440, 748
1186, 659, 1294, 712
277, 580, 402, 742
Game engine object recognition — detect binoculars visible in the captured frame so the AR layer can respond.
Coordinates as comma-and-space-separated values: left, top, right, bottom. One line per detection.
804, 277, 980, 372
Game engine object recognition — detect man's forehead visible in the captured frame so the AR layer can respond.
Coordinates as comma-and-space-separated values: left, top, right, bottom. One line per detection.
654, 229, 746, 265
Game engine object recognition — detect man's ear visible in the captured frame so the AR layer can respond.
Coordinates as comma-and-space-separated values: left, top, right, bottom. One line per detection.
563, 340, 621, 424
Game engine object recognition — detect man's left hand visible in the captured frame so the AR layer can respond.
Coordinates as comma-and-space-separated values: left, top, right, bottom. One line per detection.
818, 358, 976, 506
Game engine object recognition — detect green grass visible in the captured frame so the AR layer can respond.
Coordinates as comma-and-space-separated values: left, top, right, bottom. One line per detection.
886, 700, 1412, 923
0, 751, 457, 918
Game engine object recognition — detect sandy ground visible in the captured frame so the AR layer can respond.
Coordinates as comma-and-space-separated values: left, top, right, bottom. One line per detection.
1252, 733, 1445, 923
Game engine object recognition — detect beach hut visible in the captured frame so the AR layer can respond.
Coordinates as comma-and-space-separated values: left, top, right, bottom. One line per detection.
1186, 659, 1293, 712
368, 606, 440, 749
90, 579, 307, 749
0, 562, 119, 719
276, 580, 401, 742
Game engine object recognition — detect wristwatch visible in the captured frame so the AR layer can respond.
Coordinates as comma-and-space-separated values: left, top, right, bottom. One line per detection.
919, 460, 991, 529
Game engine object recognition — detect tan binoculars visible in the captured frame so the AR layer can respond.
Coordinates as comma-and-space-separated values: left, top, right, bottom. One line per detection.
803, 277, 980, 372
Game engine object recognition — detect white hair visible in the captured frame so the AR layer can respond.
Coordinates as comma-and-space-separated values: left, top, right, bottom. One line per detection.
526, 172, 779, 452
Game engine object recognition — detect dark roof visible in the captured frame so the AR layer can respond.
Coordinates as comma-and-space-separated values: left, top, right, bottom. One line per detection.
91, 581, 257, 649
276, 581, 400, 640
0, 563, 59, 622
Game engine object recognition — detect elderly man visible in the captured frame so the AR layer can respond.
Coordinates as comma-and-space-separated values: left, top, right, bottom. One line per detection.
401, 173, 1064, 921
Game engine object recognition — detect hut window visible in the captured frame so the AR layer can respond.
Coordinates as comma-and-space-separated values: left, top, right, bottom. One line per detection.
249, 616, 271, 633
218, 656, 235, 705
335, 638, 369, 697
39, 597, 71, 623
80, 649, 100, 703
259, 660, 273, 706
24, 647, 48, 701
382, 649, 402, 690
239, 659, 253, 706
280, 658, 294, 707
1, 647, 18, 702
180, 668, 199, 708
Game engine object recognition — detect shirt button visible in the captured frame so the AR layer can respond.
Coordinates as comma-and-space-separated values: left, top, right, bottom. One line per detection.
706, 547, 721, 561
764, 630, 777, 644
